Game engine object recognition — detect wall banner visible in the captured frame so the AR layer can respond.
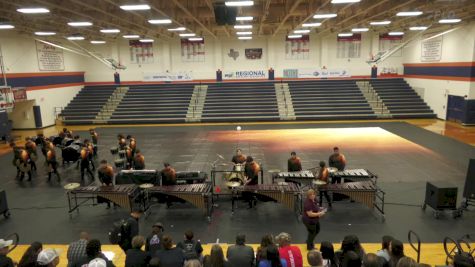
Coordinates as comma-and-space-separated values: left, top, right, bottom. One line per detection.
283, 68, 351, 78
143, 72, 193, 82
36, 41, 65, 71
285, 35, 309, 60
223, 70, 267, 79
129, 40, 154, 64
421, 34, 443, 62
181, 39, 205, 62
245, 48, 263, 60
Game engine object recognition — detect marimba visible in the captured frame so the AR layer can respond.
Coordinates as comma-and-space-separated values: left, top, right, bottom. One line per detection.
148, 183, 213, 219
272, 171, 316, 185
331, 169, 376, 181
319, 181, 385, 215
67, 184, 142, 213
116, 169, 159, 185
232, 183, 302, 216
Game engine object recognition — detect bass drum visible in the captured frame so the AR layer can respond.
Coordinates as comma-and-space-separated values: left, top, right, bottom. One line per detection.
62, 145, 81, 162
51, 136, 63, 146
62, 138, 74, 147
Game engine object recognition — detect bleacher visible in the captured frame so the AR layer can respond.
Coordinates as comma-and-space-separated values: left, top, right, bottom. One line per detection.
201, 82, 280, 122
369, 79, 436, 118
60, 85, 116, 124
108, 84, 195, 124
288, 80, 376, 120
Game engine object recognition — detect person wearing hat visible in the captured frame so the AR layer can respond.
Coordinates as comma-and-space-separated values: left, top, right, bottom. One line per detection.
146, 223, 165, 255
0, 239, 14, 267
37, 249, 60, 267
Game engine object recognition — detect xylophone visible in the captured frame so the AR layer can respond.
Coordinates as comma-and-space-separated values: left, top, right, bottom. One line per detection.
148, 183, 213, 219
319, 181, 385, 215
331, 169, 376, 181
117, 169, 159, 185
272, 171, 315, 185
67, 184, 142, 213
232, 183, 302, 216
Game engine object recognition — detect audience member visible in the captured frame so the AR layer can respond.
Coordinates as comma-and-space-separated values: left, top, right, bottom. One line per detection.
185, 260, 202, 267
388, 240, 404, 267
226, 234, 255, 267
67, 232, 90, 267
154, 235, 185, 267
363, 253, 384, 267
37, 249, 60, 267
275, 232, 303, 267
341, 251, 361, 267
149, 258, 161, 267
146, 223, 165, 255
177, 230, 203, 261
125, 236, 150, 267
256, 235, 274, 265
203, 244, 228, 267
120, 208, 143, 252
320, 241, 338, 267
18, 242, 43, 267
0, 238, 14, 267
376, 236, 393, 262
307, 250, 323, 267
258, 245, 286, 267
395, 257, 417, 267
339, 235, 365, 264
453, 252, 475, 267
71, 239, 115, 267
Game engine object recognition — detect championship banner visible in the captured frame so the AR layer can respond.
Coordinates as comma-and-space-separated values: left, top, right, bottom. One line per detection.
245, 48, 263, 60
129, 40, 154, 64
379, 34, 403, 57
421, 33, 443, 62
12, 87, 27, 102
283, 68, 351, 78
181, 39, 205, 62
143, 72, 193, 82
223, 70, 267, 79
36, 41, 65, 71
285, 35, 309, 60
337, 33, 361, 58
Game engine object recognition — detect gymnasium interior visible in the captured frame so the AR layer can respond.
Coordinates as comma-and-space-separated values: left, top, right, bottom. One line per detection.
0, 0, 475, 266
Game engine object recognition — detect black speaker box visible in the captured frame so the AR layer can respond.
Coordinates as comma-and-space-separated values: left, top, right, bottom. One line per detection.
214, 4, 227, 25
425, 182, 458, 210
33, 105, 42, 128
225, 6, 237, 25
464, 159, 475, 198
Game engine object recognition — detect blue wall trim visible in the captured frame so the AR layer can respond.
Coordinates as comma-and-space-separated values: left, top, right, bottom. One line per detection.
404, 66, 475, 78
6, 74, 85, 87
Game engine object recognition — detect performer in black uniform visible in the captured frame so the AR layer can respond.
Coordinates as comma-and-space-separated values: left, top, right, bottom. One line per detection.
328, 146, 347, 184
86, 140, 96, 170
97, 159, 115, 208
125, 146, 134, 170
79, 144, 94, 180
161, 163, 177, 185
316, 161, 332, 208
46, 144, 60, 181
10, 141, 23, 178
25, 137, 38, 171
89, 129, 99, 157
37, 134, 48, 163
127, 135, 137, 158
244, 156, 261, 208
133, 149, 145, 170
231, 148, 246, 164
287, 151, 302, 172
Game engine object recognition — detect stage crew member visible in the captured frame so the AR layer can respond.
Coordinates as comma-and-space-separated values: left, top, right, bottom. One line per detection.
244, 156, 260, 185
316, 161, 332, 208
231, 149, 246, 166
98, 160, 115, 208
46, 143, 60, 181
25, 137, 38, 171
89, 129, 98, 157
133, 150, 145, 170
161, 163, 177, 185
288, 151, 302, 172
303, 189, 325, 250
79, 143, 94, 181
329, 146, 346, 183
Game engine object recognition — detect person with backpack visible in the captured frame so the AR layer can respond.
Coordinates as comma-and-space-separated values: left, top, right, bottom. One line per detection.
176, 230, 203, 261
145, 223, 164, 255
109, 208, 142, 252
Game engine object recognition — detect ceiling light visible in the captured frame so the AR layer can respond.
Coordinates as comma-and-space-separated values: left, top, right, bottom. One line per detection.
168, 27, 186, 31
101, 29, 120, 33
188, 37, 203, 41
388, 32, 404, 36
294, 29, 311, 34
120, 4, 151, 11
238, 36, 252, 40
67, 36, 85, 40
139, 39, 154, 43
287, 34, 302, 39
148, 19, 172, 24
313, 14, 337, 19
410, 26, 428, 31
234, 25, 253, 29
68, 22, 93, 27
35, 32, 56, 36
338, 33, 353, 37
123, 35, 140, 39
225, 1, 254, 7
331, 0, 360, 3
0, 25, 14, 29
370, 21, 391, 25
91, 41, 106, 44
352, 28, 369, 32
236, 16, 253, 21
236, 31, 252, 35
396, 11, 423, 17
179, 33, 196, 37
302, 22, 322, 27
17, 8, 49, 14
439, 18, 461, 24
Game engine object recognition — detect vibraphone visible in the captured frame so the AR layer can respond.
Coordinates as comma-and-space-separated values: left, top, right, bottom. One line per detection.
67, 184, 142, 213
116, 169, 159, 185
272, 171, 315, 185
232, 183, 302, 216
319, 181, 385, 216
148, 183, 213, 219
331, 169, 377, 181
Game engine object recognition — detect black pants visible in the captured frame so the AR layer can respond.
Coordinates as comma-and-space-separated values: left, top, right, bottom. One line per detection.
304, 221, 320, 250
319, 191, 332, 207
48, 161, 60, 180
81, 162, 94, 180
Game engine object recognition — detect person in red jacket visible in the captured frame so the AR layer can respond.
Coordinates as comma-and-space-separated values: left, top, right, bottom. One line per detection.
275, 232, 303, 267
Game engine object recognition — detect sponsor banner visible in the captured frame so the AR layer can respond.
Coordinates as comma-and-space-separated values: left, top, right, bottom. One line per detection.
143, 72, 193, 82
223, 70, 267, 79
245, 48, 263, 60
283, 69, 351, 78
36, 41, 65, 71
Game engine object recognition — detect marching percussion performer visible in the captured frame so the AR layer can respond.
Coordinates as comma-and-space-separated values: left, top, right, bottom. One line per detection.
85, 140, 95, 170
10, 141, 23, 177
125, 146, 134, 170
36, 134, 48, 162
231, 148, 246, 170
17, 149, 32, 181
127, 135, 137, 156
89, 128, 98, 157
161, 163, 177, 185
98, 159, 115, 208
244, 156, 260, 185
133, 149, 145, 170
288, 151, 302, 172
25, 137, 38, 171
118, 134, 127, 150
316, 161, 332, 208
79, 144, 94, 181
46, 145, 61, 181
329, 146, 346, 183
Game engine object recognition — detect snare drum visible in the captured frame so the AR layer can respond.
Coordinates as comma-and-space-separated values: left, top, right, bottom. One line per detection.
114, 159, 125, 168
234, 164, 244, 172
110, 146, 118, 155
118, 150, 126, 159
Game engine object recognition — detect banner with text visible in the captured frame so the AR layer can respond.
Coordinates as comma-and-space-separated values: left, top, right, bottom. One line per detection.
421, 34, 443, 62
36, 41, 65, 71
223, 70, 267, 79
283, 68, 351, 78
143, 72, 193, 82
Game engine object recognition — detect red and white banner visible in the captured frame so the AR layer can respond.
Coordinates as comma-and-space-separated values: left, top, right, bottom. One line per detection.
129, 40, 154, 64
337, 33, 361, 58
285, 35, 309, 60
181, 39, 205, 62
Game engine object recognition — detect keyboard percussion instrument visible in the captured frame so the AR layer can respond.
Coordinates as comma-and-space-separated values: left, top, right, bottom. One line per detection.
272, 170, 316, 185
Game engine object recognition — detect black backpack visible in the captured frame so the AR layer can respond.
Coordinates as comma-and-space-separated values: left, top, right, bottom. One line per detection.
182, 241, 198, 260
108, 219, 130, 244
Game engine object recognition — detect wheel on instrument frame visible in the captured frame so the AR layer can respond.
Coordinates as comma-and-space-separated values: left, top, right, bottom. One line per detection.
3, 210, 11, 218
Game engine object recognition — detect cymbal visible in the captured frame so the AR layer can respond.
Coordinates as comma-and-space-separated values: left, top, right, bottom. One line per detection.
139, 183, 154, 189
328, 167, 338, 173
313, 180, 327, 185
64, 183, 80, 190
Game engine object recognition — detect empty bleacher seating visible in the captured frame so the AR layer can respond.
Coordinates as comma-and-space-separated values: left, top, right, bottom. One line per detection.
108, 84, 195, 124
370, 79, 436, 118
288, 80, 377, 120
201, 82, 280, 122
61, 86, 116, 124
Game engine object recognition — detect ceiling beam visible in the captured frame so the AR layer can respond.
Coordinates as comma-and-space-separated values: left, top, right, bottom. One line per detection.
286, 0, 332, 35
202, 0, 230, 37
258, 0, 272, 36
272, 0, 305, 37
171, 0, 217, 39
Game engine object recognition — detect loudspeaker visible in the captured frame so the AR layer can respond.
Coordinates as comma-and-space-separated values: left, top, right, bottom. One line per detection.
425, 182, 458, 210
214, 4, 227, 25
225, 6, 237, 25
33, 105, 42, 128
464, 159, 475, 198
